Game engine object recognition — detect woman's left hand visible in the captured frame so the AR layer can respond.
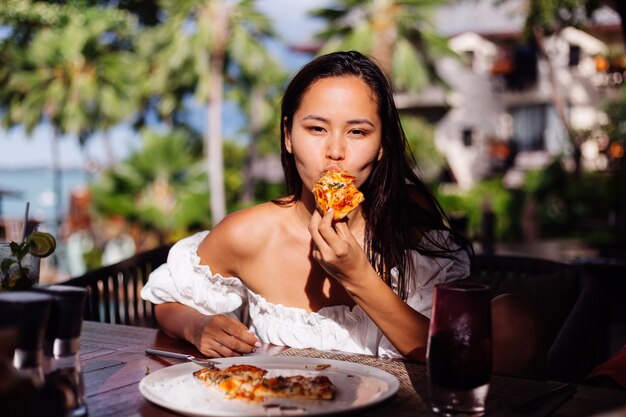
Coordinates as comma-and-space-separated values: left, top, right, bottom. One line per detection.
308, 208, 373, 288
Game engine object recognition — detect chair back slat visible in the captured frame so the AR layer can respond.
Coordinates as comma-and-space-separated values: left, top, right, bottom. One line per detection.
102, 275, 113, 324
62, 244, 172, 328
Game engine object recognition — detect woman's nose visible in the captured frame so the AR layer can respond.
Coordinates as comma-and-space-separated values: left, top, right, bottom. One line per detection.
325, 135, 345, 160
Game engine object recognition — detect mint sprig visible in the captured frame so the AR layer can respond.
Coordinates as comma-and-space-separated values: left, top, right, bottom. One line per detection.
1, 239, 37, 290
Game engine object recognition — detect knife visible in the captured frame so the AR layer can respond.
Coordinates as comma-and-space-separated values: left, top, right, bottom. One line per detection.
145, 348, 219, 368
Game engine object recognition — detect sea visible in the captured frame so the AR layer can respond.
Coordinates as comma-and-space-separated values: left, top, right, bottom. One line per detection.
0, 168, 91, 281
0, 168, 89, 231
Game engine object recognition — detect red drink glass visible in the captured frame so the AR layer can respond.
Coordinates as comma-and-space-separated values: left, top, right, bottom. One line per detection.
427, 282, 492, 415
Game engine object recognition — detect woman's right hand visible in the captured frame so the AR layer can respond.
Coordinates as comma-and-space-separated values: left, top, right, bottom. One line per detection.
154, 303, 261, 358
190, 313, 261, 358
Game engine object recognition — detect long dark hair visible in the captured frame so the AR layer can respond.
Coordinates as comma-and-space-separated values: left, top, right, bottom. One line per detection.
278, 51, 470, 300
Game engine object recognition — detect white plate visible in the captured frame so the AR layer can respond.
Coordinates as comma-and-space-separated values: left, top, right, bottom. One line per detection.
139, 356, 400, 416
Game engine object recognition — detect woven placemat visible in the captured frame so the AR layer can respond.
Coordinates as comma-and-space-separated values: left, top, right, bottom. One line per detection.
279, 348, 432, 416
278, 348, 567, 417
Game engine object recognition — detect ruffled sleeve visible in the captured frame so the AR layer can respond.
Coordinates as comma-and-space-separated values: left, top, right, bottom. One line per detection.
377, 230, 470, 357
140, 231, 248, 319
404, 230, 470, 317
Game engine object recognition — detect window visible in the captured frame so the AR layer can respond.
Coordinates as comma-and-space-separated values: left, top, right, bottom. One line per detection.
569, 45, 581, 67
509, 105, 546, 150
462, 128, 474, 147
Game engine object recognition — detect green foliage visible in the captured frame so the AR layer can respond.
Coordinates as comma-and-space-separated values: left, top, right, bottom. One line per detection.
604, 86, 626, 142
436, 156, 620, 244
223, 140, 246, 206
255, 181, 286, 202
134, 0, 284, 221
400, 115, 445, 182
435, 179, 519, 241
88, 128, 256, 238
90, 129, 212, 240
0, 0, 136, 32
311, 0, 455, 92
514, 0, 602, 39
137, 0, 280, 118
0, 0, 143, 134
523, 160, 616, 241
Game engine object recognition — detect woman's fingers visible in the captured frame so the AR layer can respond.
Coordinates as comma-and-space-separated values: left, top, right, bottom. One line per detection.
310, 209, 356, 258
309, 209, 338, 246
197, 314, 260, 357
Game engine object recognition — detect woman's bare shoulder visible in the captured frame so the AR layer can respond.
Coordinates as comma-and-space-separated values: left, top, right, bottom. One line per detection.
220, 202, 285, 244
197, 202, 288, 268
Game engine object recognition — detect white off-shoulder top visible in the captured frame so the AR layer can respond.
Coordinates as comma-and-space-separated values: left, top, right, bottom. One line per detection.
141, 231, 469, 359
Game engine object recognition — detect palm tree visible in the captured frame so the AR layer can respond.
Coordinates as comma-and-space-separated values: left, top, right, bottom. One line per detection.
311, 0, 452, 183
140, 0, 279, 224
0, 2, 141, 136
0, 1, 143, 232
90, 129, 211, 243
227, 45, 287, 206
311, 0, 453, 92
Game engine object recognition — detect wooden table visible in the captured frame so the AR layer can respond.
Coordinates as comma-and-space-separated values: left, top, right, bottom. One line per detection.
80, 321, 626, 417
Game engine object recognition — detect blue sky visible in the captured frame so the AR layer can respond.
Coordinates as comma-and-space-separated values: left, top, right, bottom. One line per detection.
0, 0, 330, 170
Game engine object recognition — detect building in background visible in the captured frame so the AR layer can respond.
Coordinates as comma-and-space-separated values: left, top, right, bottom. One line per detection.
398, 0, 624, 189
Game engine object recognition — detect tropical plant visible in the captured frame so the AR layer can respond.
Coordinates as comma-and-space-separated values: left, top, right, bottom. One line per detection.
505, 0, 626, 174
0, 0, 142, 146
137, 0, 281, 224
400, 114, 446, 182
523, 159, 617, 241
0, 0, 144, 234
89, 129, 212, 242
227, 50, 287, 206
311, 0, 454, 92
435, 179, 519, 241
311, 0, 453, 189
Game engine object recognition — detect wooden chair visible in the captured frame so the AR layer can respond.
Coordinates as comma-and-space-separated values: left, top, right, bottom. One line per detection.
468, 254, 611, 383
62, 244, 172, 328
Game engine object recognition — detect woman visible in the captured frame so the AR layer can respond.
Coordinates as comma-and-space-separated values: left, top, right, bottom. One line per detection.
141, 51, 471, 362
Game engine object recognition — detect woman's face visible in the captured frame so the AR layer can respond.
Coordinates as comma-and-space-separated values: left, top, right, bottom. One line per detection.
284, 76, 383, 194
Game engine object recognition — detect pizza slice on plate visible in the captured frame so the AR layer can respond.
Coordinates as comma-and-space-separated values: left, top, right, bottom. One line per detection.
193, 364, 336, 402
194, 364, 268, 400
313, 169, 365, 221
257, 374, 336, 400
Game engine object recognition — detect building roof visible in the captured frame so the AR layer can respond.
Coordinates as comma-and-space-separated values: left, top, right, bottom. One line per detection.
434, 0, 622, 38
434, 0, 526, 37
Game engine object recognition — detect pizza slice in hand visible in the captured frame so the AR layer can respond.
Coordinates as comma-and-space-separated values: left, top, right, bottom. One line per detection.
313, 170, 365, 221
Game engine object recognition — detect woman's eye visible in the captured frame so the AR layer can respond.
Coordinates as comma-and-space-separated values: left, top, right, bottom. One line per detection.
308, 126, 325, 133
349, 129, 367, 137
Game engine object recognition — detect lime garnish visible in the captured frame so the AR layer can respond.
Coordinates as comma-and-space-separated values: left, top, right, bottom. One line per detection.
27, 231, 56, 258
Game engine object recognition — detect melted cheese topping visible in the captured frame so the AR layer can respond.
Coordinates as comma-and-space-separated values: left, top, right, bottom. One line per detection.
193, 364, 336, 402
313, 170, 364, 220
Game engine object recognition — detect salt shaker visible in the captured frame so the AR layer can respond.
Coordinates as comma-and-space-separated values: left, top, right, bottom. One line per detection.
0, 291, 53, 387
35, 285, 88, 417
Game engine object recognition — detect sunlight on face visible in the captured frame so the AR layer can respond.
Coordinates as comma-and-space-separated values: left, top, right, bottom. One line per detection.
285, 76, 383, 193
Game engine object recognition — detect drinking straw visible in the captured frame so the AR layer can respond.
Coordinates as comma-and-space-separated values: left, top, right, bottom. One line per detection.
21, 201, 30, 242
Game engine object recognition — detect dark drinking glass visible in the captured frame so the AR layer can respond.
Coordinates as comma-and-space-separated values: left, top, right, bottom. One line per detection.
34, 285, 88, 417
427, 282, 492, 415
